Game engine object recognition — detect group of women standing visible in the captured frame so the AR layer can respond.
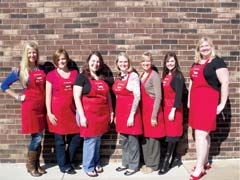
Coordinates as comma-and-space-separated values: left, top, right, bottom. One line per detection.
114, 51, 184, 176
0, 36, 229, 180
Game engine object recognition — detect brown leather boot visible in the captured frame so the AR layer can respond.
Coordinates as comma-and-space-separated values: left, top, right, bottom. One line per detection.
26, 151, 42, 177
36, 146, 47, 174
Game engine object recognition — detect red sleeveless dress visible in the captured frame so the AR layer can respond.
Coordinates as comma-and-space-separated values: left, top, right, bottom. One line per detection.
112, 73, 142, 135
80, 78, 110, 137
189, 61, 219, 131
21, 69, 46, 134
140, 70, 165, 138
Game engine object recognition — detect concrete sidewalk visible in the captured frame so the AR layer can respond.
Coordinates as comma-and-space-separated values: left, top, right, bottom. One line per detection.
0, 159, 239, 180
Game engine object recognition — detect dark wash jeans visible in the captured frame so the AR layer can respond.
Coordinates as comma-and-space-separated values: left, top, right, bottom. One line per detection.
28, 132, 43, 151
54, 133, 81, 172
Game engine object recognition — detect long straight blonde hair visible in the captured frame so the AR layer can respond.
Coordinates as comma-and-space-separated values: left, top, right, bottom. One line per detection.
19, 41, 39, 88
194, 37, 216, 64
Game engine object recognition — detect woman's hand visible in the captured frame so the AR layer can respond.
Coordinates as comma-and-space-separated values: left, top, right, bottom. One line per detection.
16, 94, 26, 102
151, 119, 157, 127
127, 112, 134, 127
48, 113, 57, 126
217, 103, 225, 115
80, 116, 87, 127
168, 108, 176, 121
110, 112, 114, 123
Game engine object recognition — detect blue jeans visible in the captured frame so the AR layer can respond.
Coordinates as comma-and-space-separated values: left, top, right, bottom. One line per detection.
54, 133, 81, 172
82, 136, 101, 173
28, 132, 43, 151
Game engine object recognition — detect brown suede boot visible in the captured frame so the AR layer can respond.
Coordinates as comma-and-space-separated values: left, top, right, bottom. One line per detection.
36, 146, 47, 174
26, 151, 42, 177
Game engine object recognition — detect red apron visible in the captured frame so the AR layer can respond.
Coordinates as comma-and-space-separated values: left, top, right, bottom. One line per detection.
47, 70, 79, 134
21, 69, 46, 134
140, 70, 165, 138
189, 62, 219, 131
112, 73, 142, 135
80, 79, 110, 137
162, 74, 183, 137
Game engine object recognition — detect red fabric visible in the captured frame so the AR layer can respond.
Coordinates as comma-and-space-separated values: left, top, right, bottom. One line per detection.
46, 69, 79, 134
80, 79, 110, 137
162, 73, 183, 137
140, 70, 165, 138
21, 70, 46, 134
112, 73, 142, 135
189, 62, 219, 131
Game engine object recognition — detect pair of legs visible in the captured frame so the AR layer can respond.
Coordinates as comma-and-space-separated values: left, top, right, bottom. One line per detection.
82, 136, 102, 176
54, 133, 81, 173
26, 132, 46, 177
192, 129, 210, 177
120, 134, 140, 172
141, 137, 160, 171
158, 139, 178, 175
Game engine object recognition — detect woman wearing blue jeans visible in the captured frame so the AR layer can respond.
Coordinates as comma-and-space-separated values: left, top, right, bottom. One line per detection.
1, 42, 47, 177
73, 51, 113, 177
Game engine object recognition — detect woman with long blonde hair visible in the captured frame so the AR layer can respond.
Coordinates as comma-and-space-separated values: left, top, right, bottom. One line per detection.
1, 41, 47, 177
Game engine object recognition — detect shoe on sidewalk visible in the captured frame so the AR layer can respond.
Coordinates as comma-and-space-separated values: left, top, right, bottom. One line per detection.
141, 166, 153, 174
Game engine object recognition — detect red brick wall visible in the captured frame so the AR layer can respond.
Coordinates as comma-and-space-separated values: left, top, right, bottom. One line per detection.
0, 0, 239, 163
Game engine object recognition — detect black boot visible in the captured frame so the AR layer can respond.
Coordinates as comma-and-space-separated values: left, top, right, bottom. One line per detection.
170, 142, 182, 168
158, 142, 176, 175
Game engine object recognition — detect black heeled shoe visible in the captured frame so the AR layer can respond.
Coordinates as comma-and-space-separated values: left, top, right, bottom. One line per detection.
170, 157, 183, 168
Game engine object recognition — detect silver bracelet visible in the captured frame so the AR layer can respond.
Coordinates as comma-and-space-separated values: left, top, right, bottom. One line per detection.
16, 94, 21, 101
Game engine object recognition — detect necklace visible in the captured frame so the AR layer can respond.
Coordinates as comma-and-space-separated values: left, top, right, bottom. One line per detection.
120, 74, 128, 80
29, 66, 38, 71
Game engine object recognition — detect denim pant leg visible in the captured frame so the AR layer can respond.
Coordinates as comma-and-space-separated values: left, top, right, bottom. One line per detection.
28, 132, 43, 151
54, 134, 70, 172
83, 137, 98, 172
120, 133, 129, 168
67, 133, 81, 164
94, 136, 101, 167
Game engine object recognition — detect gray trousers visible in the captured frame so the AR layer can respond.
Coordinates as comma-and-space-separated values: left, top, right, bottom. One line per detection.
120, 133, 140, 171
142, 137, 160, 170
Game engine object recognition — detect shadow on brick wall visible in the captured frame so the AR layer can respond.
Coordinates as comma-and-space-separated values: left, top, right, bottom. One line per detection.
210, 98, 232, 160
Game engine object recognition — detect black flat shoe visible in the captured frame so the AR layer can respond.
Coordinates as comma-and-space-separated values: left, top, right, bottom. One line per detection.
116, 166, 128, 172
72, 164, 82, 170
124, 170, 137, 176
64, 168, 77, 174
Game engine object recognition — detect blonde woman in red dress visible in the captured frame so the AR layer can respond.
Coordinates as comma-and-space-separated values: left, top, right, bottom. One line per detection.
1, 42, 47, 177
188, 37, 229, 180
139, 52, 165, 174
112, 52, 142, 176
